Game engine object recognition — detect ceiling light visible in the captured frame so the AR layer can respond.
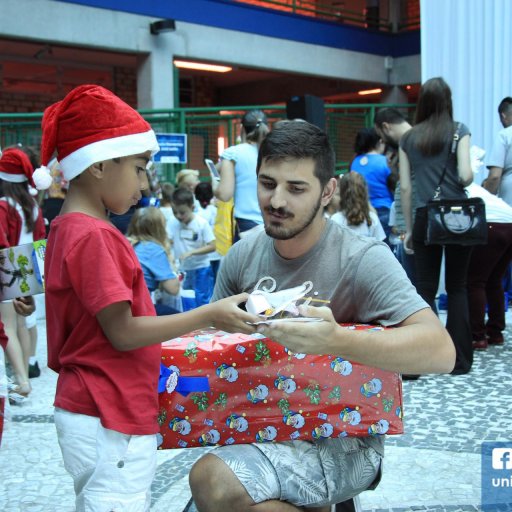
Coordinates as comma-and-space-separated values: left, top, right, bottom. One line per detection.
174, 60, 232, 73
357, 88, 382, 96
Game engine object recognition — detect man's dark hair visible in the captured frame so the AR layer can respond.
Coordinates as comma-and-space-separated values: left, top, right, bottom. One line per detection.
171, 187, 194, 208
498, 97, 512, 115
257, 120, 335, 187
374, 108, 407, 128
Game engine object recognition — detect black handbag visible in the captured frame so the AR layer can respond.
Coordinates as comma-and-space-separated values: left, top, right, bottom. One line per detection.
425, 124, 488, 246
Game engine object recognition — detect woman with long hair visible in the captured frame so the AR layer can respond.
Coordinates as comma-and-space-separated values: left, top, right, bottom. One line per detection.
0, 147, 46, 401
399, 77, 473, 374
331, 172, 386, 240
126, 207, 180, 315
215, 110, 269, 240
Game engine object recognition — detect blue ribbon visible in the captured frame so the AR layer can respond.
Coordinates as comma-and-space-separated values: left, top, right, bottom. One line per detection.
158, 363, 210, 397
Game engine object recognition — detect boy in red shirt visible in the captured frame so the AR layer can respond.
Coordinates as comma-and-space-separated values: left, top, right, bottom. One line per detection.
32, 85, 258, 511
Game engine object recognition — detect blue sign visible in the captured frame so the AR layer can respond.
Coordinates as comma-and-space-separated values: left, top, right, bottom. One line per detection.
154, 133, 187, 164
481, 442, 512, 510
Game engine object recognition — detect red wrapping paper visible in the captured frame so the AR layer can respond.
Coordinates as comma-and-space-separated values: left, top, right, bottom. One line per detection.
158, 324, 403, 450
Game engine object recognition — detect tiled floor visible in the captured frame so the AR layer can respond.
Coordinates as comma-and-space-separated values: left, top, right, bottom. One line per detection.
1, 306, 511, 512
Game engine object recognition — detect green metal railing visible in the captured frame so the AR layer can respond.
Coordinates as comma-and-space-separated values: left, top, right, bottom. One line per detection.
0, 103, 414, 183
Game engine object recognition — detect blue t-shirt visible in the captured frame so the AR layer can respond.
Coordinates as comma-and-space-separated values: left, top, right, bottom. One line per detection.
133, 241, 176, 292
351, 154, 393, 209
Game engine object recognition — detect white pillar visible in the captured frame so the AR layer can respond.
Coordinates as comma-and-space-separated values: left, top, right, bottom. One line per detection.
137, 30, 176, 109
421, 0, 512, 160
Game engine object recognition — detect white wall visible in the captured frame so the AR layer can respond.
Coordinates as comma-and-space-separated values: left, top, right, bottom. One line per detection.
0, 0, 420, 108
421, 0, 512, 181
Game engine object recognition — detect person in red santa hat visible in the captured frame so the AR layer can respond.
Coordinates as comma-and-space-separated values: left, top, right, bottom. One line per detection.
32, 84, 259, 511
0, 147, 46, 403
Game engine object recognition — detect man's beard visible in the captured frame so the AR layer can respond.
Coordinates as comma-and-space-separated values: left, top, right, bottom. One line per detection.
263, 194, 323, 240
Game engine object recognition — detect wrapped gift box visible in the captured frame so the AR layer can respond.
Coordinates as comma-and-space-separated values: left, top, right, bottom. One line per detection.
158, 324, 403, 450
0, 240, 46, 301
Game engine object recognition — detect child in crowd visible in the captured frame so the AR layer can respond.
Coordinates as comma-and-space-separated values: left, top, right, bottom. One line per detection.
31, 84, 258, 511
127, 206, 181, 315
176, 168, 200, 193
195, 181, 222, 283
331, 171, 386, 241
168, 187, 215, 306
159, 182, 176, 226
0, 148, 46, 402
176, 169, 201, 211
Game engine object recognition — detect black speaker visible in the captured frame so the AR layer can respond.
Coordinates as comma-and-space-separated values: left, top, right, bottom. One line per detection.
286, 94, 325, 131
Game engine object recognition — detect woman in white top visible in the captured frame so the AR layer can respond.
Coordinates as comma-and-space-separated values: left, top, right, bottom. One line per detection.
331, 171, 386, 241
215, 110, 269, 240
466, 183, 512, 350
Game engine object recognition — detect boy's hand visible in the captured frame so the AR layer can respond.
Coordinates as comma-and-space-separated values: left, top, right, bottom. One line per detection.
210, 293, 259, 334
13, 296, 36, 317
256, 305, 337, 354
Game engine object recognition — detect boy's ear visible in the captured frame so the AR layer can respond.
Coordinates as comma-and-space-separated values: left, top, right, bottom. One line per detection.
87, 161, 105, 179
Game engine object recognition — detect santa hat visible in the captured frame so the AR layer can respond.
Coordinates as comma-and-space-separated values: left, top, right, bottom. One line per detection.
33, 84, 160, 190
0, 147, 35, 188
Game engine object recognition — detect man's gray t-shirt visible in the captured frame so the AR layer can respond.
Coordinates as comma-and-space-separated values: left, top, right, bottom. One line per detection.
213, 220, 429, 455
487, 124, 512, 206
214, 221, 427, 327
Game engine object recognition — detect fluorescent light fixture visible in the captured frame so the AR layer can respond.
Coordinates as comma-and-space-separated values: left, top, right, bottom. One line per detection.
174, 60, 232, 73
357, 88, 382, 96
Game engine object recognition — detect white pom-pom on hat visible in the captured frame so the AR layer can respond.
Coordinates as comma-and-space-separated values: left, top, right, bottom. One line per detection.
33, 165, 53, 190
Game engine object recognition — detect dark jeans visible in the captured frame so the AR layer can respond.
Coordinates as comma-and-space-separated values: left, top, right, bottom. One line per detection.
210, 259, 221, 284
467, 223, 512, 342
413, 207, 473, 374
393, 241, 417, 286
234, 218, 260, 243
375, 206, 392, 246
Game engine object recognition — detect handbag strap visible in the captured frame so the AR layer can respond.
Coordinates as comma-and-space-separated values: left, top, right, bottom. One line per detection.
432, 122, 462, 200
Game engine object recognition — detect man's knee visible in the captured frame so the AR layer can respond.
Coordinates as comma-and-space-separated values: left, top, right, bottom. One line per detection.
189, 453, 252, 511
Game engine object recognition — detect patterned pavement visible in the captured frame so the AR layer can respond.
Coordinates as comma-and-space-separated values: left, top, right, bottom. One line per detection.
1, 301, 511, 512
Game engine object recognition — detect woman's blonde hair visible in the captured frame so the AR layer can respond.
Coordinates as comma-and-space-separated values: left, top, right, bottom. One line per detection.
338, 172, 372, 227
126, 207, 171, 257
176, 169, 200, 188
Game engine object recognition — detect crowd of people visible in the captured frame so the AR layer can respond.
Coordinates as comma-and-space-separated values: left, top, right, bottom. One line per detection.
0, 79, 510, 511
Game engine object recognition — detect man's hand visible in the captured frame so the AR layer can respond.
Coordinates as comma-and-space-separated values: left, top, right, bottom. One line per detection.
255, 305, 337, 354
209, 293, 260, 335
13, 296, 35, 317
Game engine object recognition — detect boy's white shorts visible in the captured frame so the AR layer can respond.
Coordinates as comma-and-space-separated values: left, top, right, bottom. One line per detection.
25, 311, 37, 329
54, 408, 157, 512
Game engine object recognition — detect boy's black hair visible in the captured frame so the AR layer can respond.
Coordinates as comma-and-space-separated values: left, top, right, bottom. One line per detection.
498, 97, 512, 115
172, 187, 194, 208
195, 182, 213, 209
257, 120, 335, 187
